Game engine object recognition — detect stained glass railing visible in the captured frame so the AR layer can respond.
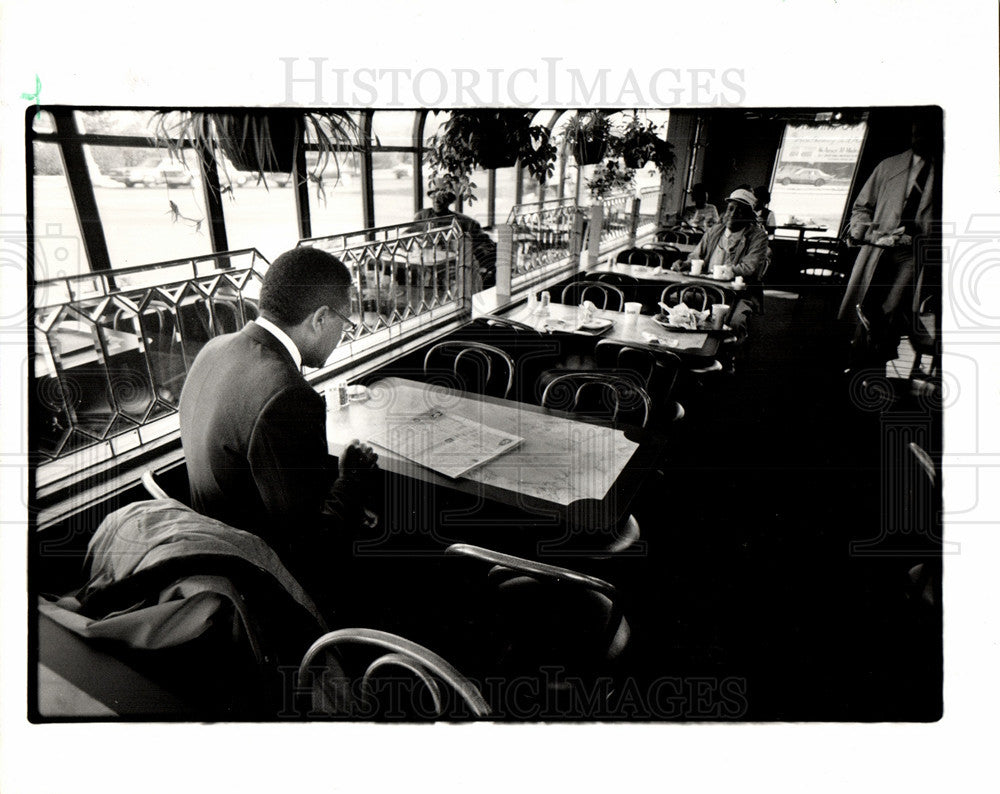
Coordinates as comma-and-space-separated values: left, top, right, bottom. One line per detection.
33, 249, 268, 473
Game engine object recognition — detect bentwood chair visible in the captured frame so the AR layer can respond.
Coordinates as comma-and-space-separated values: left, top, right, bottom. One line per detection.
903, 442, 942, 608
540, 372, 653, 430
659, 283, 729, 315
795, 237, 847, 319
423, 340, 516, 399
538, 372, 655, 558
618, 247, 667, 269
471, 314, 541, 334
560, 281, 626, 311
908, 294, 940, 386
594, 339, 686, 425
443, 544, 631, 691
594, 272, 639, 305
296, 628, 491, 719
656, 227, 689, 246
643, 243, 684, 267
851, 304, 939, 405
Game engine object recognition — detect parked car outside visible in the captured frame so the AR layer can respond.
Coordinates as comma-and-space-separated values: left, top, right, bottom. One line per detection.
778, 167, 839, 187
107, 156, 193, 188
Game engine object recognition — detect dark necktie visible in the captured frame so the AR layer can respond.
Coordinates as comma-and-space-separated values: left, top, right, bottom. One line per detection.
901, 159, 930, 235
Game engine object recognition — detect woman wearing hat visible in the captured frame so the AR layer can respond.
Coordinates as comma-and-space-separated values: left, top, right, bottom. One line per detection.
674, 188, 770, 281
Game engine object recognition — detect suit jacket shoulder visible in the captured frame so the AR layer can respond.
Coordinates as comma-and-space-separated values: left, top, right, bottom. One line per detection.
179, 324, 330, 538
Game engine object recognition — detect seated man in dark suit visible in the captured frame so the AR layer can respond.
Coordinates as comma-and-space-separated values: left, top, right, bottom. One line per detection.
179, 247, 377, 602
413, 189, 497, 289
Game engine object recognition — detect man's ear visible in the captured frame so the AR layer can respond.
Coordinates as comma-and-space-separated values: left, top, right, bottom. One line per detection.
308, 305, 329, 333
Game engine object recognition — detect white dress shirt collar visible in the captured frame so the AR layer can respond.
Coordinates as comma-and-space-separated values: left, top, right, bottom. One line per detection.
254, 317, 302, 369
907, 153, 931, 193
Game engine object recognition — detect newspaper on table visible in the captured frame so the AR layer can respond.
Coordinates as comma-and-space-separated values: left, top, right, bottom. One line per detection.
366, 409, 524, 479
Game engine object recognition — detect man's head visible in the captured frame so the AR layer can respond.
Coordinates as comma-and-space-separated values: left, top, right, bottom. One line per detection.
721, 188, 757, 232
260, 247, 353, 368
910, 110, 942, 159
431, 190, 457, 214
753, 185, 771, 207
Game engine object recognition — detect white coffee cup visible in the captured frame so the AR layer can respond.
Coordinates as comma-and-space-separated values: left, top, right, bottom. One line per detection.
712, 264, 727, 280
690, 259, 705, 276
624, 301, 642, 326
711, 303, 730, 330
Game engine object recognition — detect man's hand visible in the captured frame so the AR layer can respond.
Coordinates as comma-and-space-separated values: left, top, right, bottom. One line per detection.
340, 439, 379, 477
874, 226, 909, 247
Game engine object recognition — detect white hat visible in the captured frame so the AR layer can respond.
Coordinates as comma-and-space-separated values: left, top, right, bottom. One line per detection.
727, 188, 757, 209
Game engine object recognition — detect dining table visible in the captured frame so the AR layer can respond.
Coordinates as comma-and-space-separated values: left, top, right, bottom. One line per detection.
503, 301, 726, 359
589, 262, 747, 299
325, 376, 663, 552
391, 245, 460, 298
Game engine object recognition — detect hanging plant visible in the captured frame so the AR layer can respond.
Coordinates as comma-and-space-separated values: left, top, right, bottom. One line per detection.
610, 113, 676, 174
562, 111, 612, 166
586, 160, 636, 199
424, 110, 556, 204
151, 109, 364, 191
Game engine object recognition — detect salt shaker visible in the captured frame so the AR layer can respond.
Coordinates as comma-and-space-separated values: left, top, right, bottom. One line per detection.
539, 291, 550, 317
337, 380, 350, 410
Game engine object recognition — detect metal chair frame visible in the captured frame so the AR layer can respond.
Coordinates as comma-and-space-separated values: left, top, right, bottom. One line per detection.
298, 628, 491, 719
560, 281, 626, 311
423, 340, 516, 399
540, 372, 652, 428
659, 283, 728, 314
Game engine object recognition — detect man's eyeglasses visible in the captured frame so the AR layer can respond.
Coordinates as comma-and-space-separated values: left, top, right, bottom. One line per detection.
327, 306, 357, 332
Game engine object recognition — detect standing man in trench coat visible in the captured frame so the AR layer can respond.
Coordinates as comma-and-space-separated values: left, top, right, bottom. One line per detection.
838, 113, 942, 363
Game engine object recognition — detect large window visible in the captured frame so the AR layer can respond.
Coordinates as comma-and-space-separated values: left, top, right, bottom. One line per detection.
87, 143, 213, 267
32, 116, 89, 280
32, 107, 676, 273
769, 121, 867, 236
307, 151, 365, 238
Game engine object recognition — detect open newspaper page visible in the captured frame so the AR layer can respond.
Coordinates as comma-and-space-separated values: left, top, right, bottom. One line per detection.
367, 408, 524, 479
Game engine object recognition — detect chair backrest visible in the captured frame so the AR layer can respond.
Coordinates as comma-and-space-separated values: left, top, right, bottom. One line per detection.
614, 247, 646, 265
297, 628, 491, 719
210, 298, 242, 335
613, 247, 661, 268
560, 281, 625, 311
644, 242, 681, 255
595, 339, 683, 415
472, 314, 542, 335
141, 469, 170, 500
540, 372, 652, 427
630, 248, 665, 268
423, 341, 516, 399
909, 442, 936, 485
597, 273, 639, 301
800, 236, 845, 277
656, 228, 687, 245
659, 283, 728, 313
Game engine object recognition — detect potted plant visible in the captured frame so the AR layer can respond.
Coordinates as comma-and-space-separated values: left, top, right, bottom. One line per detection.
562, 110, 612, 165
610, 114, 676, 174
424, 110, 556, 203
585, 160, 636, 199
151, 109, 364, 189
